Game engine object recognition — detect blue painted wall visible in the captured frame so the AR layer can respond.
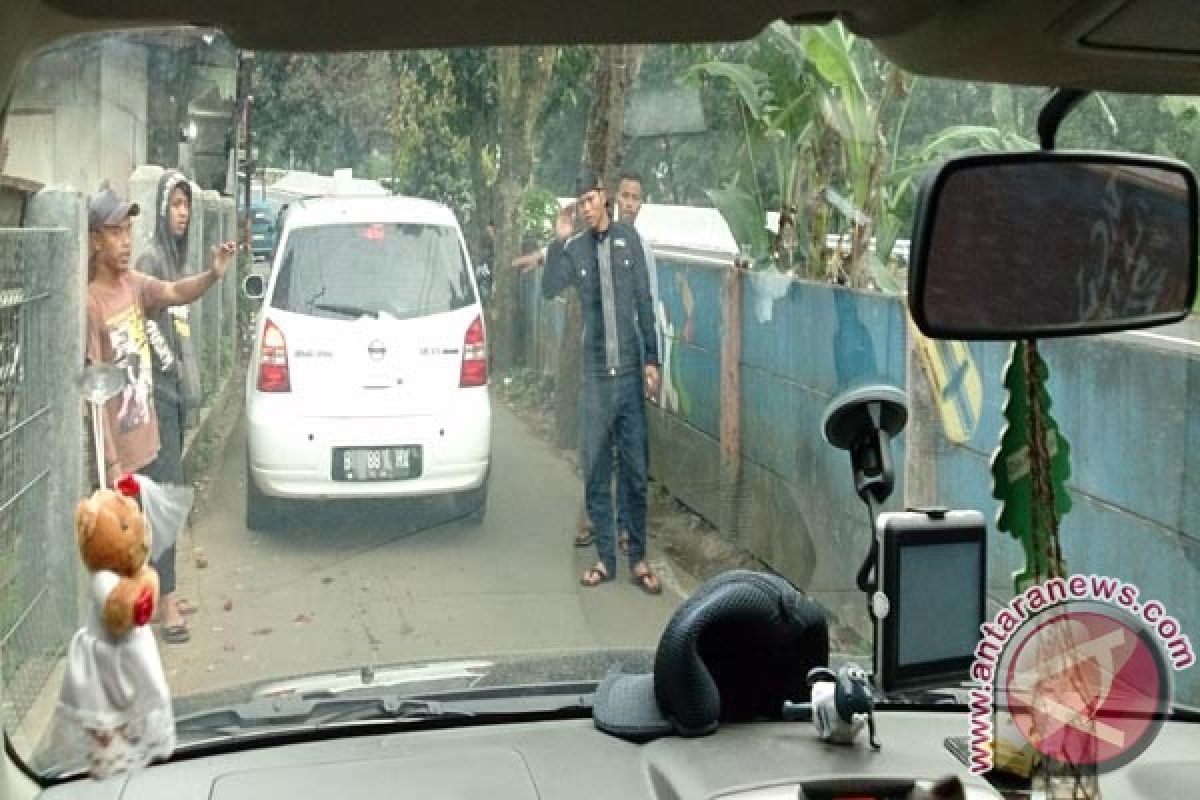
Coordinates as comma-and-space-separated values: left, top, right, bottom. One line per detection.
933, 335, 1200, 702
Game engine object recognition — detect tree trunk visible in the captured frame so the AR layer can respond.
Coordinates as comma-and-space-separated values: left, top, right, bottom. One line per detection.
584, 46, 643, 178
554, 45, 644, 450
466, 126, 493, 260
493, 46, 558, 372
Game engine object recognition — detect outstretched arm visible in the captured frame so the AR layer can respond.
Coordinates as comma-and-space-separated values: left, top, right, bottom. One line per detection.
156, 242, 236, 307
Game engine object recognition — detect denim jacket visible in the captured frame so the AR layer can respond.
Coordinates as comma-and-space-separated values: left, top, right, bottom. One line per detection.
543, 220, 659, 377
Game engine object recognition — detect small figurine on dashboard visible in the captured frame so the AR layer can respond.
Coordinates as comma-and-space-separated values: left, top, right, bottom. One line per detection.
807, 663, 881, 750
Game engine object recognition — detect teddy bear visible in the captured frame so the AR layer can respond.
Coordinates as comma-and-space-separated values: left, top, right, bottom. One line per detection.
76, 477, 160, 637
53, 476, 175, 778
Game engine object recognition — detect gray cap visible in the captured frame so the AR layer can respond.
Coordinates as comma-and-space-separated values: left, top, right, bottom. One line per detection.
88, 184, 140, 231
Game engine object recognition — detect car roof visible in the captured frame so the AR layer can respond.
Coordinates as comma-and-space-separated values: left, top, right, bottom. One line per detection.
281, 196, 461, 231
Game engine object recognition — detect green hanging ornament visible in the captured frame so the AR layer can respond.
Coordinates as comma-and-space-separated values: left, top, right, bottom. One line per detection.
990, 340, 1073, 593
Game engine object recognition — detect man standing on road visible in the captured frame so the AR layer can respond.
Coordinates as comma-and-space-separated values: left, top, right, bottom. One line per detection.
86, 184, 235, 643
543, 170, 661, 594
573, 169, 662, 555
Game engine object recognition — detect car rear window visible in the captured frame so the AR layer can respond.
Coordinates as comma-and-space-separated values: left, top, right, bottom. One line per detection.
270, 222, 476, 320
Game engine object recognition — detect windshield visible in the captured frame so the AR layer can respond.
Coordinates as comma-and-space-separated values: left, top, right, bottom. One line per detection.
1, 23, 1197, 781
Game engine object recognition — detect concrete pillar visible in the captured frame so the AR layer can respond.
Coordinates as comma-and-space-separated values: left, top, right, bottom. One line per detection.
184, 180, 205, 427
23, 189, 87, 626
718, 263, 744, 540
220, 196, 238, 377
201, 190, 221, 393
129, 164, 165, 268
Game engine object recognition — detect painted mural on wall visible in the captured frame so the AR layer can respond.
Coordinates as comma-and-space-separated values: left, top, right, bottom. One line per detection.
908, 318, 983, 444
658, 270, 696, 417
653, 257, 734, 439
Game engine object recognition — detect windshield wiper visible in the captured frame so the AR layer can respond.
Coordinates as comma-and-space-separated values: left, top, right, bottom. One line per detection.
175, 687, 594, 741
313, 302, 379, 319
176, 694, 465, 737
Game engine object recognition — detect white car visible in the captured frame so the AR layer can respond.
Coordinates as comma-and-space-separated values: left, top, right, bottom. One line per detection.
243, 195, 491, 529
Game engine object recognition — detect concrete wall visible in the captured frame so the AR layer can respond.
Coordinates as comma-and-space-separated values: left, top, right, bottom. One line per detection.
923, 334, 1200, 703
644, 258, 910, 641
6, 39, 148, 196
200, 189, 222, 391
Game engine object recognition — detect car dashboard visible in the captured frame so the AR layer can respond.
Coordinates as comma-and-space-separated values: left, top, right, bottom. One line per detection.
35, 710, 1200, 799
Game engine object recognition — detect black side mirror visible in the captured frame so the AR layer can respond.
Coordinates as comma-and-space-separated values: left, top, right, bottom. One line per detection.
243, 273, 265, 301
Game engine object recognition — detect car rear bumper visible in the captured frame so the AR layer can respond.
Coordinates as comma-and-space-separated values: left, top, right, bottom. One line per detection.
249, 459, 489, 499
246, 391, 490, 499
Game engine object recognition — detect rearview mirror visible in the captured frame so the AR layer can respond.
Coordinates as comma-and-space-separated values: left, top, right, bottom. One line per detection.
242, 273, 265, 301
909, 152, 1197, 339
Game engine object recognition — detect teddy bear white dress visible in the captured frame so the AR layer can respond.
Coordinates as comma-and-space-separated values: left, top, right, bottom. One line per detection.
53, 569, 176, 779
52, 484, 176, 779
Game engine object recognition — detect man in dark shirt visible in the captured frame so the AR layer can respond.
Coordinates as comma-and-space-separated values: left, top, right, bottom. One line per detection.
543, 170, 661, 594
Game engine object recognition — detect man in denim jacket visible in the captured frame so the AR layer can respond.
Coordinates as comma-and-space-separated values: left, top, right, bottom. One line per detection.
543, 170, 662, 594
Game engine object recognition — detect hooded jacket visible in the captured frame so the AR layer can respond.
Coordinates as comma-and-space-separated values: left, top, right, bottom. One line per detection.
135, 170, 201, 409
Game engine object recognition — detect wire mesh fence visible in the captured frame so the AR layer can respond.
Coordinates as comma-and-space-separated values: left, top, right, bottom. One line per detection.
0, 232, 76, 742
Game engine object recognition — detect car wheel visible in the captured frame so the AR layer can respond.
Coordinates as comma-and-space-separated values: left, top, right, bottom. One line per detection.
456, 471, 489, 525
245, 453, 282, 531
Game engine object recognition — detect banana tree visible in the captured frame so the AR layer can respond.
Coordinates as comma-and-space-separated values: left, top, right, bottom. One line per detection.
686, 21, 908, 286
876, 90, 1040, 285
798, 22, 914, 289
691, 21, 1050, 291
685, 23, 826, 275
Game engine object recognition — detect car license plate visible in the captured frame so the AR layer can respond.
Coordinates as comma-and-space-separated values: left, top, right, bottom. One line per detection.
333, 446, 422, 481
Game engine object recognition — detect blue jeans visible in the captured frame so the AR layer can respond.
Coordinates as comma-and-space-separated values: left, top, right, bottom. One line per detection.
582, 370, 649, 574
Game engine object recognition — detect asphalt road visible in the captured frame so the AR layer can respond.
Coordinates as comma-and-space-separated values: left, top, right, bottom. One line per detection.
160, 404, 695, 700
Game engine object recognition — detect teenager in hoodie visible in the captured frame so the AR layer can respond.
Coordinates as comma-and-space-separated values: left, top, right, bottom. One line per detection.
134, 170, 222, 642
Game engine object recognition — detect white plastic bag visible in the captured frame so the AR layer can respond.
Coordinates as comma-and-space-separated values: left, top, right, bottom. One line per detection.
132, 475, 194, 562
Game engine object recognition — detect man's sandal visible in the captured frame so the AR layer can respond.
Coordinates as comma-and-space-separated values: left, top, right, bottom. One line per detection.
580, 563, 612, 587
631, 564, 662, 595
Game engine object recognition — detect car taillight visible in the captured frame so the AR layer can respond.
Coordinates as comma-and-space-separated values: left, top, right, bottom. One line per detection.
257, 319, 291, 392
459, 315, 487, 388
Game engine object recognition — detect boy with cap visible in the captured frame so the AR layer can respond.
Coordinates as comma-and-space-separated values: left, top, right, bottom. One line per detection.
86, 183, 235, 642
543, 170, 662, 594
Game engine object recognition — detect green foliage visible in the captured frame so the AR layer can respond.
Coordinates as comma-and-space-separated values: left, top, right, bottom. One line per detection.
252, 52, 400, 176
534, 46, 599, 193
705, 186, 770, 258
497, 368, 556, 412
389, 52, 474, 216
520, 188, 560, 249
249, 29, 1200, 303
